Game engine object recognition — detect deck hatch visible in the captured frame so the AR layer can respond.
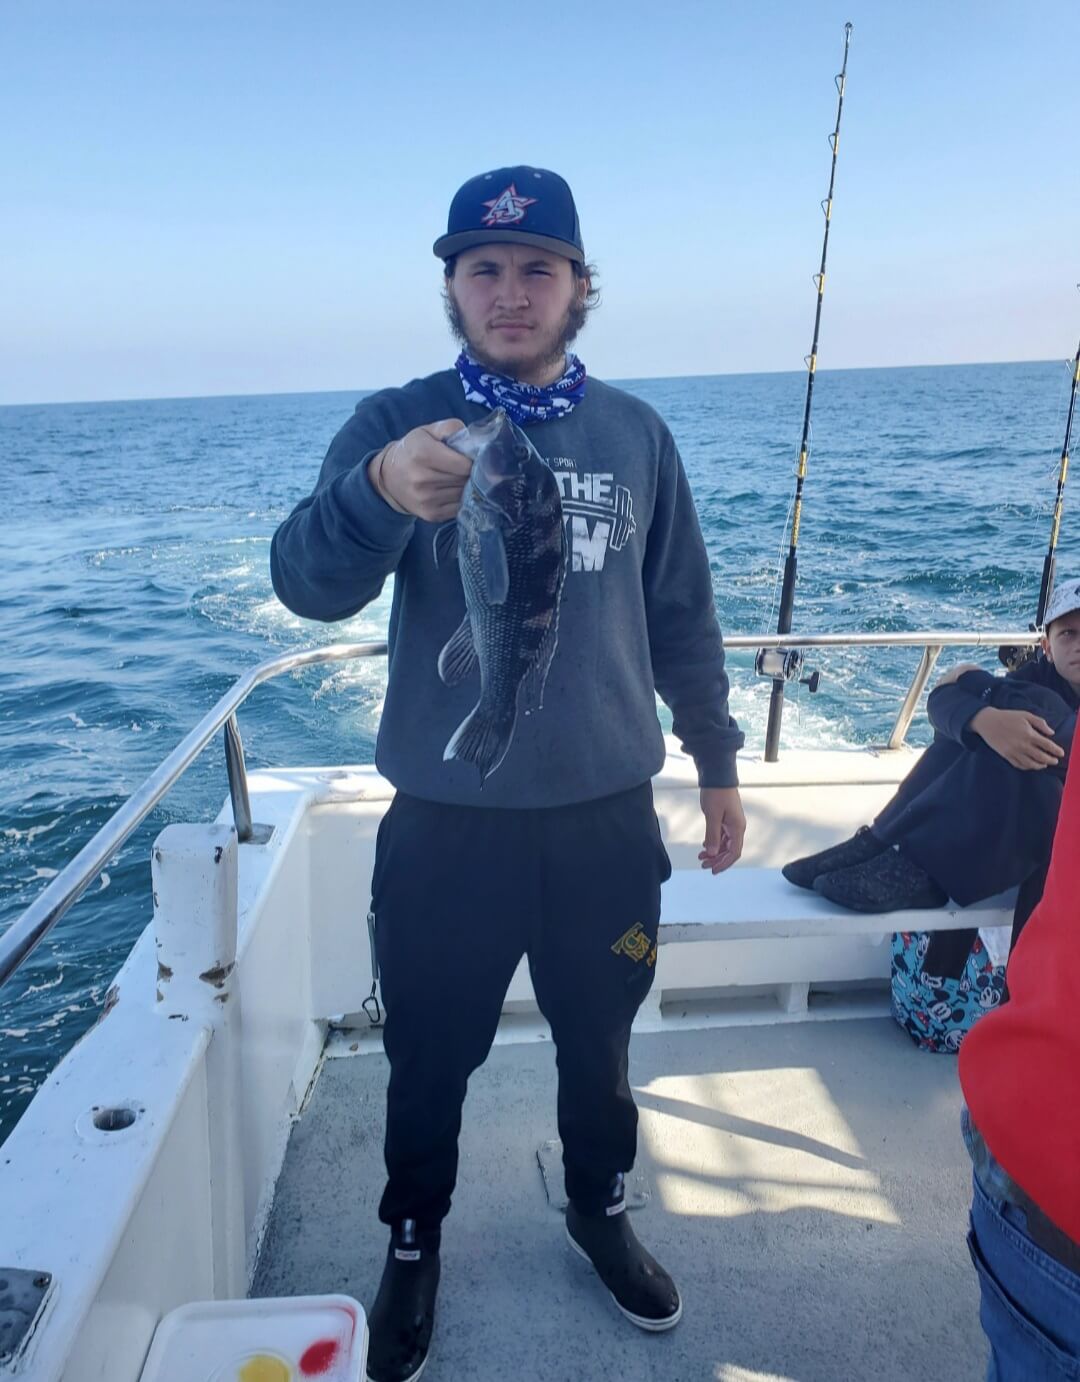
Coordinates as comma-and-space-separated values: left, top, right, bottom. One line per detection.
0, 1267, 52, 1366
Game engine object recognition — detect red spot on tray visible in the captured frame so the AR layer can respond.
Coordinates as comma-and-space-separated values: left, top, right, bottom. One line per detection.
299, 1338, 340, 1375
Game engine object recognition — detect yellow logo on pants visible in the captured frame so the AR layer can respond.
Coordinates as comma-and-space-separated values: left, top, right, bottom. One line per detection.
611, 922, 657, 967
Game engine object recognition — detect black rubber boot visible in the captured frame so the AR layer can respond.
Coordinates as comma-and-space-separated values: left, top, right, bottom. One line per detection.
781, 825, 887, 891
365, 1220, 441, 1382
813, 847, 948, 913
565, 1182, 682, 1332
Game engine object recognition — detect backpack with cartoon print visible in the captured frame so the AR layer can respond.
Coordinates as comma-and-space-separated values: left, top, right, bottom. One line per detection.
890, 928, 1007, 1053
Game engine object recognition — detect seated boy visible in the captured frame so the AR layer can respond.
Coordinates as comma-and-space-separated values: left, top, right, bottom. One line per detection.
783, 581, 1080, 917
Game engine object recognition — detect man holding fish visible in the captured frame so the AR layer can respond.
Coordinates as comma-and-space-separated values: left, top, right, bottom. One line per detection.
271, 165, 744, 1382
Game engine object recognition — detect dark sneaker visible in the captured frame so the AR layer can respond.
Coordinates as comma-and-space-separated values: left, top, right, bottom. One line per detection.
565, 1197, 682, 1332
365, 1220, 440, 1382
813, 847, 948, 913
781, 825, 887, 890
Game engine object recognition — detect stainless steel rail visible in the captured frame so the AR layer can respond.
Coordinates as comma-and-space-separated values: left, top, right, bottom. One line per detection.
0, 642, 387, 988
726, 631, 1037, 650
722, 630, 1044, 750
0, 629, 1040, 989
885, 645, 943, 749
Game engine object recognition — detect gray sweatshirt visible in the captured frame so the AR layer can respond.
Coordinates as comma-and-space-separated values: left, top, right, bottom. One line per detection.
270, 369, 743, 808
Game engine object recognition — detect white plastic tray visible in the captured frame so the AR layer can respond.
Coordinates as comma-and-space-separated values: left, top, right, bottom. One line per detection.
138, 1294, 366, 1382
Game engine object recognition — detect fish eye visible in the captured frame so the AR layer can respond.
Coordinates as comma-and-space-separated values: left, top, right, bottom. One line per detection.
513, 443, 529, 460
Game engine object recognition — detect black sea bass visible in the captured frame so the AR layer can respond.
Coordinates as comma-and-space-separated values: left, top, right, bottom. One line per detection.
433, 408, 567, 781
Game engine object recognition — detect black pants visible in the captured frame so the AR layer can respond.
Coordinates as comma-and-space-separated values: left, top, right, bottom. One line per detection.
370, 781, 672, 1229
873, 680, 1073, 973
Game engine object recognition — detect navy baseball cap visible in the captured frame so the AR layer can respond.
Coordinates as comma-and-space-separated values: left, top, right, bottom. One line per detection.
433, 165, 585, 264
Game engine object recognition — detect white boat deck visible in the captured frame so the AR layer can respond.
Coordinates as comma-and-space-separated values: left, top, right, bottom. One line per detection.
1, 739, 1009, 1380
253, 1016, 988, 1382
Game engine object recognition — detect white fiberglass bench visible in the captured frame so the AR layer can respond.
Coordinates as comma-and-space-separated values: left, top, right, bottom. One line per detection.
658, 866, 1015, 944
644, 866, 1015, 1023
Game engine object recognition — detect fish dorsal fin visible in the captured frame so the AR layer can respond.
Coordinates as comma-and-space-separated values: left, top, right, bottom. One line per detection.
432, 522, 459, 570
437, 615, 477, 686
479, 528, 510, 604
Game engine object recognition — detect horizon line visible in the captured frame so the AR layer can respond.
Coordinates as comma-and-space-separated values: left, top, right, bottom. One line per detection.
0, 354, 1064, 411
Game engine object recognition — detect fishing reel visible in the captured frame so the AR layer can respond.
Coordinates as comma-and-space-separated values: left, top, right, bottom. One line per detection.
998, 642, 1039, 673
755, 646, 821, 693
998, 617, 1042, 672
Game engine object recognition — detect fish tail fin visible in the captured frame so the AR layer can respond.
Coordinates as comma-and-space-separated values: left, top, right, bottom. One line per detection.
443, 701, 517, 782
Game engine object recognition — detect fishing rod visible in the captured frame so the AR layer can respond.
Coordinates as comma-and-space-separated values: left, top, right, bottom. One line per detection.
999, 303, 1080, 671
762, 21, 853, 763
1036, 310, 1080, 626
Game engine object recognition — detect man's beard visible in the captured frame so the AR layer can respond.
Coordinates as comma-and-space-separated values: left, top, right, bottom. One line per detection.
443, 287, 587, 379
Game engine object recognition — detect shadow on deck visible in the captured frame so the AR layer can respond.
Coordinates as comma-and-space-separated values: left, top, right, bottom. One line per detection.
252, 1017, 986, 1382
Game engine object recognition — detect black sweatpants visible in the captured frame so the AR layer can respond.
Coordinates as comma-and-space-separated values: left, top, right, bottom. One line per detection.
369, 781, 672, 1230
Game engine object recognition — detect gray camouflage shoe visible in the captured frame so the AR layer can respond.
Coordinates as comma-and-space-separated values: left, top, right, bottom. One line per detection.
781, 826, 887, 891
813, 847, 948, 913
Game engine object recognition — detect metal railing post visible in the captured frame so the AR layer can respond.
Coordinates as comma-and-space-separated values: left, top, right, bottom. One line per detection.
223, 715, 253, 844
887, 645, 943, 750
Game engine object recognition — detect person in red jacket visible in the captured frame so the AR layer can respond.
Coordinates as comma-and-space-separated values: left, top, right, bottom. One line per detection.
958, 722, 1080, 1377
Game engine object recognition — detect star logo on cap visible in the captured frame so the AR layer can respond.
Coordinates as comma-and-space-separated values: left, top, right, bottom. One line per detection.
481, 183, 538, 227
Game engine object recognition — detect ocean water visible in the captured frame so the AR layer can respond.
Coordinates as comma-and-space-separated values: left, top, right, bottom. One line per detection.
1, 360, 1077, 1144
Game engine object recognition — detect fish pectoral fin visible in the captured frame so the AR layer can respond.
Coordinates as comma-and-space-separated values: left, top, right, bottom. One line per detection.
479, 528, 510, 604
432, 522, 459, 570
437, 616, 478, 686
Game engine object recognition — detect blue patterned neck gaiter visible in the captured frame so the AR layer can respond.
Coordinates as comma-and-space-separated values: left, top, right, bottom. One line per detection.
455, 350, 587, 425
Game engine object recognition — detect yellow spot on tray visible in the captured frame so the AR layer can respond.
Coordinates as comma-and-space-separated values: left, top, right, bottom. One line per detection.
238, 1356, 291, 1382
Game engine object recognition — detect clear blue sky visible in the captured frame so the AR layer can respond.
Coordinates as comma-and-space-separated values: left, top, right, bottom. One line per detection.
2, 1, 1077, 404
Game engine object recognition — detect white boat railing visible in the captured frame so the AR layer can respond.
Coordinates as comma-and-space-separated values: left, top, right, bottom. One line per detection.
0, 629, 1040, 990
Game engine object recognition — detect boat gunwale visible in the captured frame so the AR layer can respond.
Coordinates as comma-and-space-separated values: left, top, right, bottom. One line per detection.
0, 628, 1039, 994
